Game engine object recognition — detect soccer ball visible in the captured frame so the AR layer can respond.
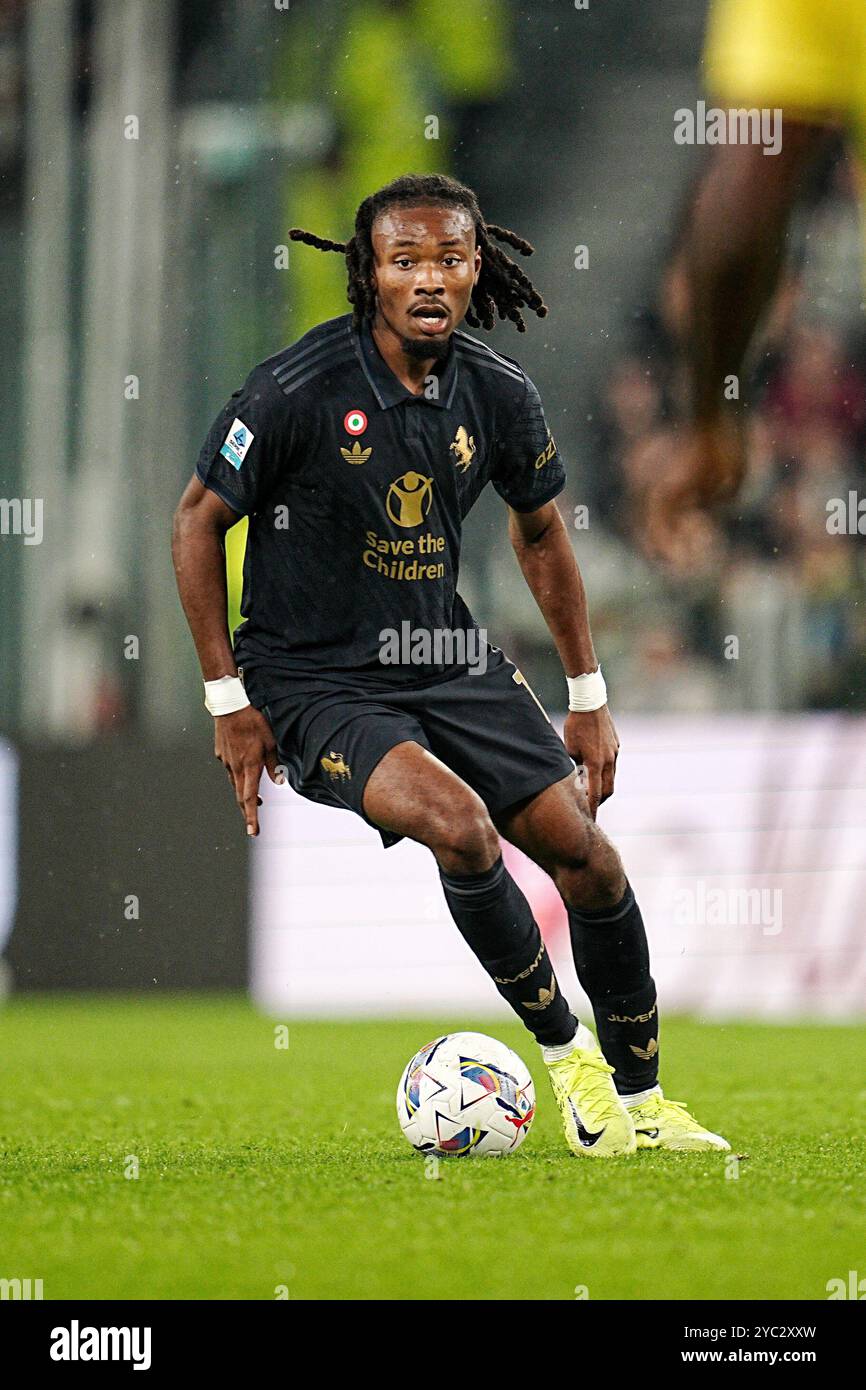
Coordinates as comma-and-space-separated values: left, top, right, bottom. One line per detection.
396, 1031, 536, 1157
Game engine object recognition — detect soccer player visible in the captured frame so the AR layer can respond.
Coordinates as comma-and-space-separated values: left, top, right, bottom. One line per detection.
172, 173, 728, 1156
648, 0, 866, 559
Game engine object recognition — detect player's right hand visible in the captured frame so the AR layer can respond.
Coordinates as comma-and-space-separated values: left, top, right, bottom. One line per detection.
214, 704, 282, 836
644, 415, 746, 568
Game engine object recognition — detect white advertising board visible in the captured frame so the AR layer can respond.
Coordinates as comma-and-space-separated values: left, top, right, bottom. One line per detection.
252, 715, 866, 1021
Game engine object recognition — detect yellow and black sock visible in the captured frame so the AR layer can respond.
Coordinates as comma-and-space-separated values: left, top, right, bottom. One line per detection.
567, 882, 659, 1094
439, 855, 577, 1047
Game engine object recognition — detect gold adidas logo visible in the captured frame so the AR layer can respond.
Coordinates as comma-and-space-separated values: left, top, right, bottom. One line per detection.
523, 977, 557, 1010
340, 441, 372, 464
629, 1038, 659, 1061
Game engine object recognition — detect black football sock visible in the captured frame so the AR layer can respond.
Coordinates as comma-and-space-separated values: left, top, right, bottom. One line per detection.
439, 855, 578, 1047
567, 882, 660, 1094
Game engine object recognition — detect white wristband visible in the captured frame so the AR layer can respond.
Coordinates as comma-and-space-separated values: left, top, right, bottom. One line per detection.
204, 675, 251, 717
566, 667, 607, 712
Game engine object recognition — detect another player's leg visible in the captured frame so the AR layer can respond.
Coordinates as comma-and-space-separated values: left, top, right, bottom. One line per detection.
363, 741, 633, 1156
494, 772, 730, 1152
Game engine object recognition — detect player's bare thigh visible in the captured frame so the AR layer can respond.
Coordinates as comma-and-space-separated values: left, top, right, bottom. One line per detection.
362, 740, 499, 876
492, 771, 626, 910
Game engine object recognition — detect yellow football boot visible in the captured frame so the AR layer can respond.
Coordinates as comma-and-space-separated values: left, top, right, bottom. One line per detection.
544, 1037, 637, 1157
626, 1090, 731, 1151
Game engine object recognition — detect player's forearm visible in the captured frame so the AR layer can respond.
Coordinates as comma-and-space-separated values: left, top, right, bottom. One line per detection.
510, 508, 597, 676
171, 509, 237, 681
685, 157, 786, 422
683, 132, 828, 423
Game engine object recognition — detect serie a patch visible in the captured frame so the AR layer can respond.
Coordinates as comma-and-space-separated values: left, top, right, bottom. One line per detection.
220, 418, 254, 470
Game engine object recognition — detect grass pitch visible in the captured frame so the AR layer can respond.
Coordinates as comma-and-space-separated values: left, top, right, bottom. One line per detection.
0, 996, 863, 1300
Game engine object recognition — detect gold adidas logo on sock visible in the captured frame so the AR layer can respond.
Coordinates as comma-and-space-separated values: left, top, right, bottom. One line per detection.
523, 978, 557, 1010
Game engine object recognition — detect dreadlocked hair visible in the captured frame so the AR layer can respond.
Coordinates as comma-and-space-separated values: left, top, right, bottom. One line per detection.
288, 173, 548, 333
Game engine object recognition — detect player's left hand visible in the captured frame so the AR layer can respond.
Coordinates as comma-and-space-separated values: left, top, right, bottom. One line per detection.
564, 705, 619, 819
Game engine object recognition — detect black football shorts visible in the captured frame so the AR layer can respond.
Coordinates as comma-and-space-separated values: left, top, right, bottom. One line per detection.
249, 647, 577, 848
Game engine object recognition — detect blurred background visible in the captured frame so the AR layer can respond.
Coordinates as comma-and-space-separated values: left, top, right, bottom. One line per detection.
1, 0, 864, 1017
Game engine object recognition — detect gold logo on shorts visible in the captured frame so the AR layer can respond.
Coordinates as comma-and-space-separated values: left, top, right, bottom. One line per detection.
320, 751, 351, 781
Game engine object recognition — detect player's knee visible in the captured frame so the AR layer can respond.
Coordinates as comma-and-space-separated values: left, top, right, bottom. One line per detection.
430, 797, 499, 875
552, 832, 625, 910
549, 821, 593, 879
